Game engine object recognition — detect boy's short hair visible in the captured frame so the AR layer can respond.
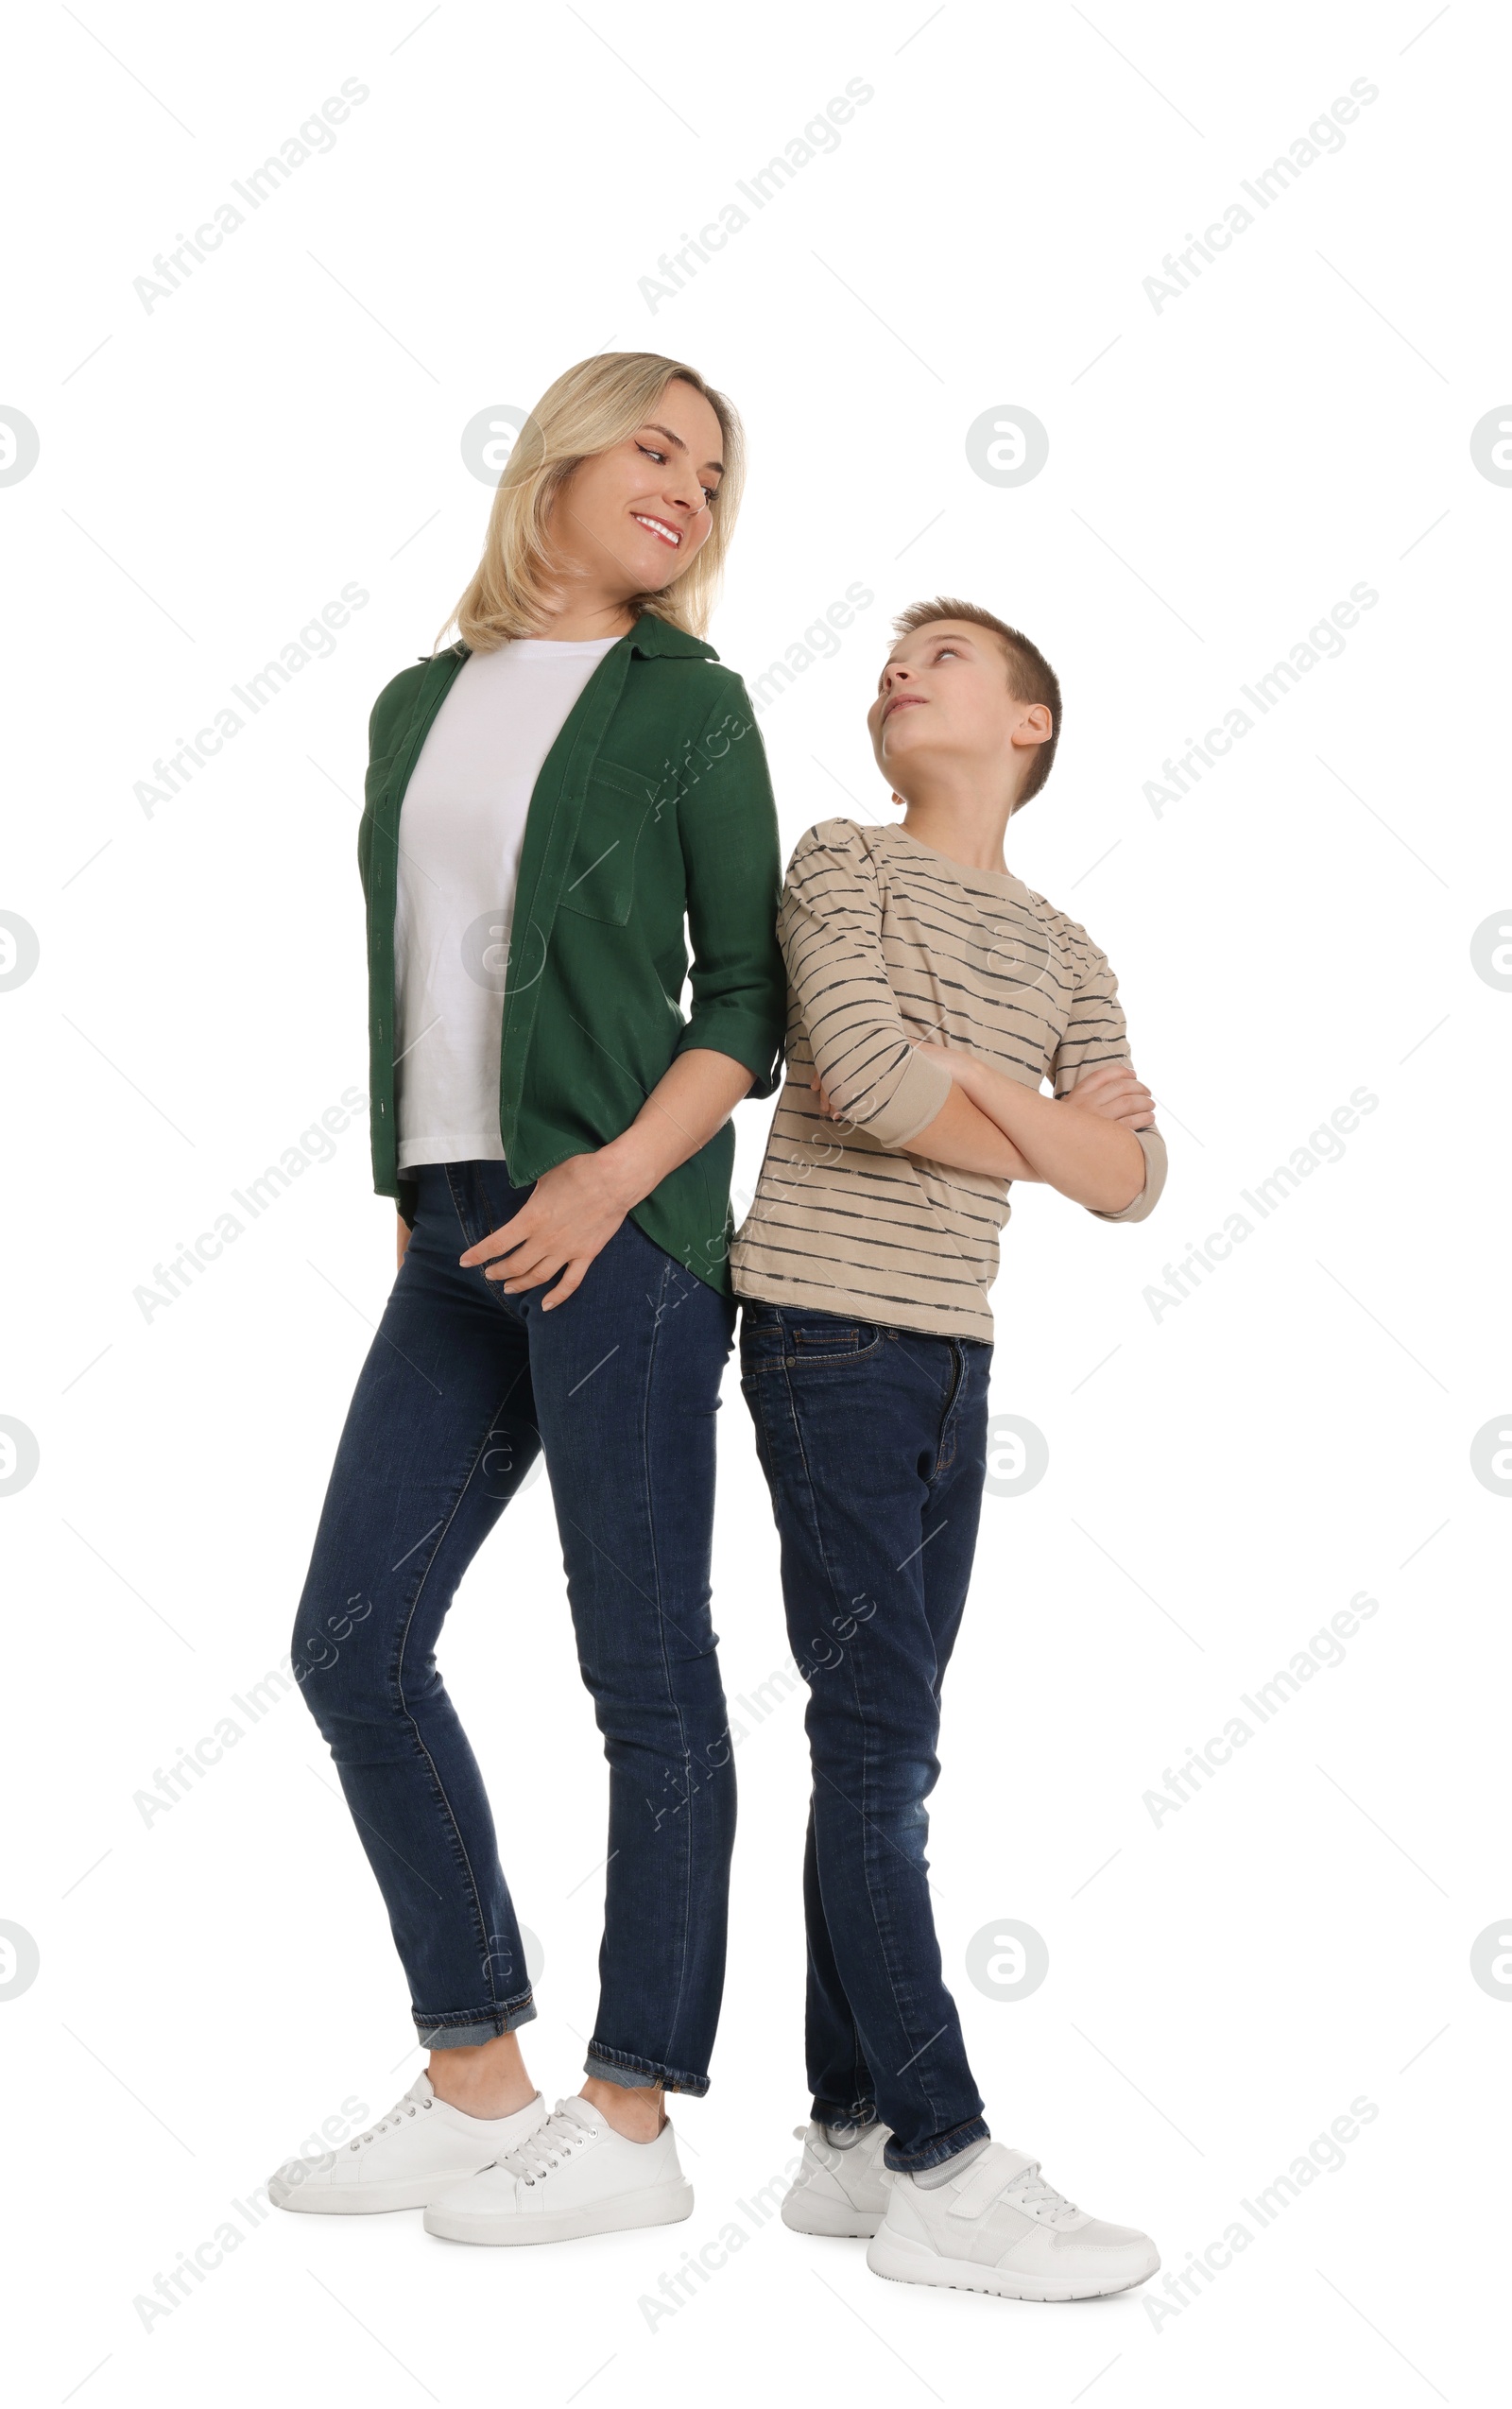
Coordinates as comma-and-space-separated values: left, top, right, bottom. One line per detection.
890, 596, 1062, 809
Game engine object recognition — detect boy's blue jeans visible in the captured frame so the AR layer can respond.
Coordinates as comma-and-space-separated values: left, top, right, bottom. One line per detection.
738, 1299, 992, 2173
293, 1161, 737, 2093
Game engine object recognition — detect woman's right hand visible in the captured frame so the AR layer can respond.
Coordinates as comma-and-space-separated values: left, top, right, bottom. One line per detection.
397, 1213, 412, 1269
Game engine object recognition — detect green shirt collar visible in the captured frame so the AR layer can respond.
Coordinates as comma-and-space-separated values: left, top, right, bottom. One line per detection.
625, 612, 718, 662
434, 613, 717, 668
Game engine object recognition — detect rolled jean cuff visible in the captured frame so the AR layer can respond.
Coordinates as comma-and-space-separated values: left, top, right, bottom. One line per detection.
584, 2039, 709, 2097
416, 1991, 537, 2049
883, 2114, 990, 2175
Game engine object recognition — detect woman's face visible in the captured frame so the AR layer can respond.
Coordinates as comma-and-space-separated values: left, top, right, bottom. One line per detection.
545, 378, 726, 600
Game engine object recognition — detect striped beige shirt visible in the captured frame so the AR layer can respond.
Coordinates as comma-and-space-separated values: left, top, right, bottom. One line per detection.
729, 818, 1167, 1341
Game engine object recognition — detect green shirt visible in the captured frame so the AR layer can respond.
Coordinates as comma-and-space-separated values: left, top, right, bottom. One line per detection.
358, 613, 786, 1295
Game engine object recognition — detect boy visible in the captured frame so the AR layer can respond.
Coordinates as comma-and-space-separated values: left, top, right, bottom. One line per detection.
729, 597, 1167, 2302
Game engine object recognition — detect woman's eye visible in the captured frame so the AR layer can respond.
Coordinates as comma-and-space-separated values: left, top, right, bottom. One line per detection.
637, 443, 666, 463
701, 485, 718, 506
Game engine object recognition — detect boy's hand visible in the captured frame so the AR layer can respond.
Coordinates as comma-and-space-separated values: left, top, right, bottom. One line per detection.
911, 1039, 1154, 1130
1060, 1061, 1156, 1130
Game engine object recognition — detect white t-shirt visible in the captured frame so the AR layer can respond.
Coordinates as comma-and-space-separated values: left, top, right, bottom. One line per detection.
393, 635, 620, 1170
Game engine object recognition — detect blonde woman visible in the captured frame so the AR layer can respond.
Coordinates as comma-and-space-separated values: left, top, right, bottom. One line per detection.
268, 354, 785, 2246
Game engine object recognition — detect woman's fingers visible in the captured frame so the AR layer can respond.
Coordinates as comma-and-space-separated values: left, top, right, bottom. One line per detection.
460, 1221, 531, 1268
541, 1258, 591, 1310
486, 1240, 561, 1288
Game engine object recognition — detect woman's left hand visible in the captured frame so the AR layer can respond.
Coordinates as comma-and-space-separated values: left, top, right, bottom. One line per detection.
464, 1048, 752, 1304
459, 1150, 637, 1309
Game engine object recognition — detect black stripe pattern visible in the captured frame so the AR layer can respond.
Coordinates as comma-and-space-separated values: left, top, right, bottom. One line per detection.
730, 819, 1166, 1339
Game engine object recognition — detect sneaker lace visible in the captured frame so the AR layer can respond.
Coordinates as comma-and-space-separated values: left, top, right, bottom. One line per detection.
350, 2091, 432, 2150
1002, 2159, 1080, 2225
503, 2113, 594, 2187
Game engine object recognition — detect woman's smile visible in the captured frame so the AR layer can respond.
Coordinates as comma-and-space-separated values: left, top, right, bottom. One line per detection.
630, 509, 683, 548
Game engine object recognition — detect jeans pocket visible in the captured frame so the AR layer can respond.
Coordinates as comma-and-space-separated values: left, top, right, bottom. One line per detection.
785, 1316, 884, 1363
739, 1334, 786, 1378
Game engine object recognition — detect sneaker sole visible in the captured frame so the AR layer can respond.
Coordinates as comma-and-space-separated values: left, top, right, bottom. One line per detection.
269, 2167, 491, 2214
424, 2178, 695, 2246
782, 2189, 883, 2238
867, 2229, 1160, 2301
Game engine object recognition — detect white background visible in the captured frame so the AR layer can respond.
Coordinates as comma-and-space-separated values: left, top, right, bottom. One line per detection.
3, 4, 1508, 2403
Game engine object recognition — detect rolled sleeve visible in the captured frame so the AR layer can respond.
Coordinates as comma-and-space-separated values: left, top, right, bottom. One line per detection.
674, 681, 788, 1097
864, 1042, 954, 1148
1051, 926, 1167, 1224
1087, 1123, 1168, 1222
780, 820, 950, 1144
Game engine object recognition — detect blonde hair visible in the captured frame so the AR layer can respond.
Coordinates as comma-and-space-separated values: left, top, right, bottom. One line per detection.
439, 353, 746, 653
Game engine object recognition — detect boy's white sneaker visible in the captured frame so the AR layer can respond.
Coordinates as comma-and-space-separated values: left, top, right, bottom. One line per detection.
782, 2118, 895, 2237
268, 2074, 546, 2213
423, 2095, 694, 2246
867, 2142, 1160, 2301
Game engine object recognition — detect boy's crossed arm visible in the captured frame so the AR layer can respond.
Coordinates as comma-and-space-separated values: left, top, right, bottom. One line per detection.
910, 1043, 1153, 1214
812, 1047, 1154, 1216
785, 820, 1162, 1221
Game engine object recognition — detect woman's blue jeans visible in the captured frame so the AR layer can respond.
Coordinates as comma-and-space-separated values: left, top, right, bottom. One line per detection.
293, 1161, 737, 2093
739, 1300, 993, 2171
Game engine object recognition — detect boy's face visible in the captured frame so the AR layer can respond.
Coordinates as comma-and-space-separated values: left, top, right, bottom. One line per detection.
866, 620, 1050, 804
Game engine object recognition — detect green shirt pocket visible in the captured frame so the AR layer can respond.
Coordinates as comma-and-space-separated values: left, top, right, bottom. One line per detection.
557, 755, 660, 925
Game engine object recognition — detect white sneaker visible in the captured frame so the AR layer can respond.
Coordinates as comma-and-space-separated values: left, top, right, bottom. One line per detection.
782, 2118, 895, 2237
268, 2074, 546, 2214
867, 2142, 1160, 2301
423, 2094, 694, 2246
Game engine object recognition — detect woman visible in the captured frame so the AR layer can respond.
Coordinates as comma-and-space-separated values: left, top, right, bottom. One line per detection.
268, 353, 785, 2247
